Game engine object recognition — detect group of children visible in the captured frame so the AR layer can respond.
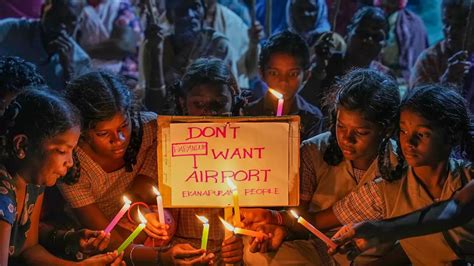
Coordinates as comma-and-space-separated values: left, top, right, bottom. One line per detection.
1, 0, 474, 266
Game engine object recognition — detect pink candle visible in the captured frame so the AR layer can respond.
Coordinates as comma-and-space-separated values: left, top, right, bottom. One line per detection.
105, 196, 132, 233
268, 88, 284, 117
152, 186, 165, 224
290, 210, 337, 249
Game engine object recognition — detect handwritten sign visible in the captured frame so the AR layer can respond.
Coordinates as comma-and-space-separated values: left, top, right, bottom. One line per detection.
158, 116, 300, 208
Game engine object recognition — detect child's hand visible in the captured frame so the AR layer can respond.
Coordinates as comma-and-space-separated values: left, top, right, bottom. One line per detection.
68, 229, 110, 255
442, 50, 471, 84
248, 224, 286, 253
79, 250, 125, 266
328, 222, 380, 260
143, 212, 169, 240
161, 244, 215, 265
221, 235, 243, 264
248, 21, 265, 45
240, 208, 273, 230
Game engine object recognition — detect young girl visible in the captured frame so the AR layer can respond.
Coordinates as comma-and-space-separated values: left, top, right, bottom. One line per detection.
0, 89, 123, 265
242, 68, 404, 265
56, 71, 213, 265
328, 85, 474, 265
169, 58, 244, 265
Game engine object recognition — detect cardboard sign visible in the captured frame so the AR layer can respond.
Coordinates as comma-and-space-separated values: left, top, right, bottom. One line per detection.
158, 116, 300, 208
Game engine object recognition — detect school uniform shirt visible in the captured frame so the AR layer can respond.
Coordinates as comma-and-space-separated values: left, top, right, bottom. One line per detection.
333, 158, 474, 265
0, 18, 91, 91
57, 112, 157, 220
243, 93, 323, 142
0, 165, 44, 260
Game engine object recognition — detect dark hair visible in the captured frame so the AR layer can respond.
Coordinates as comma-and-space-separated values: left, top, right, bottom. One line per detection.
346, 6, 388, 36
0, 88, 81, 165
323, 68, 403, 179
400, 85, 474, 162
259, 30, 311, 71
0, 56, 45, 95
442, 0, 474, 10
64, 71, 143, 175
165, 0, 207, 24
173, 58, 242, 115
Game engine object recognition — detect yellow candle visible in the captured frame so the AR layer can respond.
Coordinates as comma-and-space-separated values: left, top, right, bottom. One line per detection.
226, 178, 241, 226
219, 217, 267, 239
117, 208, 147, 253
290, 210, 337, 249
196, 215, 209, 250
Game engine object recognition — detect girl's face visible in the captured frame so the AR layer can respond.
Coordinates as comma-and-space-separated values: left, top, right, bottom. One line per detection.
182, 83, 233, 116
262, 52, 307, 100
82, 112, 132, 160
28, 126, 81, 186
336, 107, 385, 169
399, 110, 451, 168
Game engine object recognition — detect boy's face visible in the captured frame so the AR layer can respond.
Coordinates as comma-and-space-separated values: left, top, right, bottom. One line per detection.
261, 52, 307, 100
167, 0, 205, 38
41, 0, 84, 41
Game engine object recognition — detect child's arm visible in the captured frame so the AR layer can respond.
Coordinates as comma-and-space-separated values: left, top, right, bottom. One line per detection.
0, 220, 11, 265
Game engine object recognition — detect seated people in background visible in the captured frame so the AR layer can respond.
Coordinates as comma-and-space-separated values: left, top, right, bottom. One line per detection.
375, 0, 428, 84
243, 68, 405, 265
204, 0, 263, 89
142, 0, 236, 114
55, 71, 214, 265
169, 58, 245, 264
0, 88, 123, 265
0, 0, 90, 91
410, 0, 474, 112
300, 6, 390, 113
243, 30, 323, 141
243, 85, 474, 265
76, 0, 142, 78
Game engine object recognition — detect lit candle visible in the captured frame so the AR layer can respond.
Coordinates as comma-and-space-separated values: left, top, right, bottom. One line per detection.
226, 178, 241, 226
290, 210, 337, 249
105, 196, 132, 233
219, 217, 267, 239
152, 186, 165, 224
117, 208, 147, 253
268, 88, 284, 116
196, 215, 209, 250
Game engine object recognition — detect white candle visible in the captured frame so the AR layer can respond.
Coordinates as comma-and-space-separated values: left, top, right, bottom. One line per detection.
152, 186, 165, 224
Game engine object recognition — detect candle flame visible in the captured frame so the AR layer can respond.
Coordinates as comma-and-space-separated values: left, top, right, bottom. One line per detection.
219, 217, 235, 232
226, 178, 237, 191
290, 210, 299, 219
123, 196, 132, 205
137, 208, 147, 224
152, 186, 161, 196
196, 215, 209, 224
268, 88, 283, 99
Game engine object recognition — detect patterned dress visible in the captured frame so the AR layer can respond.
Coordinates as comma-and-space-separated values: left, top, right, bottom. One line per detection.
0, 165, 44, 261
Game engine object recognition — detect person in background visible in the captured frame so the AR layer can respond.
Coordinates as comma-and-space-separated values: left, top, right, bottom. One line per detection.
375, 0, 428, 84
75, 0, 142, 79
204, 0, 264, 90
300, 6, 390, 114
244, 30, 323, 141
0, 0, 43, 19
0, 0, 91, 91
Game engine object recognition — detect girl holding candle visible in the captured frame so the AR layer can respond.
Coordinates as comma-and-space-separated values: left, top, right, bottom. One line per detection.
168, 58, 245, 264
242, 69, 405, 265
245, 85, 474, 265
55, 71, 214, 265
0, 89, 124, 265
243, 30, 323, 141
